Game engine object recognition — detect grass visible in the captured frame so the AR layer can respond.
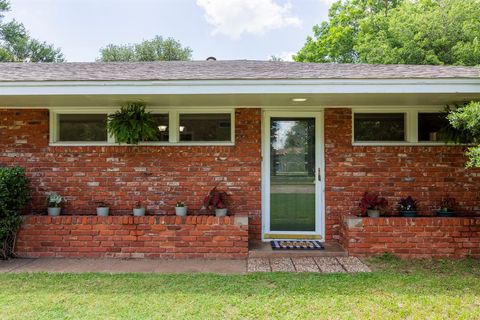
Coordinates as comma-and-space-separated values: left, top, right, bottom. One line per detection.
1, 256, 480, 319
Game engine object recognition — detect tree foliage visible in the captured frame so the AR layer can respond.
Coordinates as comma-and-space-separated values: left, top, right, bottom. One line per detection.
447, 101, 480, 167
0, 0, 64, 62
295, 0, 480, 66
99, 36, 192, 62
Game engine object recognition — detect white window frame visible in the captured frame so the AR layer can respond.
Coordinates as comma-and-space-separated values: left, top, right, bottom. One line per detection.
49, 107, 235, 146
176, 110, 235, 145
352, 106, 450, 146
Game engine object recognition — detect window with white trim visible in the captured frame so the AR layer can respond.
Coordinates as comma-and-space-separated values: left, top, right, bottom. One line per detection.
58, 114, 108, 142
352, 108, 453, 145
50, 109, 234, 146
179, 113, 231, 142
418, 112, 449, 142
354, 113, 406, 142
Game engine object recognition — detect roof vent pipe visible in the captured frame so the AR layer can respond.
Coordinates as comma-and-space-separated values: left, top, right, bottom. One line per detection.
206, 57, 217, 61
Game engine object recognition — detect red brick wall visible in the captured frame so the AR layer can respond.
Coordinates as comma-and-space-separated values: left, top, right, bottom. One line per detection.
324, 108, 480, 241
341, 216, 480, 258
16, 215, 249, 259
0, 108, 262, 240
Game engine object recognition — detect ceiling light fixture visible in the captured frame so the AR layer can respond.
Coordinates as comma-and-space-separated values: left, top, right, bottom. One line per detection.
291, 98, 308, 102
158, 125, 168, 132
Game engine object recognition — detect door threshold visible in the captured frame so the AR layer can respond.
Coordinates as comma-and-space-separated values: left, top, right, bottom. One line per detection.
264, 233, 322, 240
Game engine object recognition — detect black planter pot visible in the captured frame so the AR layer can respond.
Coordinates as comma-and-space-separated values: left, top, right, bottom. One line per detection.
436, 210, 455, 217
401, 211, 417, 217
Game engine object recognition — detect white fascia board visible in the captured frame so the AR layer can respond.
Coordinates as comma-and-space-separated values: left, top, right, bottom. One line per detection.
0, 78, 478, 95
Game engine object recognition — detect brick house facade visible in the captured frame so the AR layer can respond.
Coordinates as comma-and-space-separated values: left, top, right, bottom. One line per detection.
1, 61, 479, 258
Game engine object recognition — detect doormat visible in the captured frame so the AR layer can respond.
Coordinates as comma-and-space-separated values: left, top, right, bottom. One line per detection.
271, 240, 324, 250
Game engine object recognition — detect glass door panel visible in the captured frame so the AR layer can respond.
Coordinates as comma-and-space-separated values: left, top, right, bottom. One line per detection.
270, 118, 316, 232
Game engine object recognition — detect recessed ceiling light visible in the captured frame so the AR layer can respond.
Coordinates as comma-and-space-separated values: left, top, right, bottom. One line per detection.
291, 98, 307, 102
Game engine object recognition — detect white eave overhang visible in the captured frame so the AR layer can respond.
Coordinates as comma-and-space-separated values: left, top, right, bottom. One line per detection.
0, 78, 479, 96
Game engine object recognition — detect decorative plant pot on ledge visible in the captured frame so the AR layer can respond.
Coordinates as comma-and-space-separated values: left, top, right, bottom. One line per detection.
175, 207, 187, 216
133, 208, 146, 216
437, 210, 455, 217
215, 208, 228, 217
47, 207, 61, 216
366, 209, 380, 218
401, 211, 417, 217
96, 207, 109, 216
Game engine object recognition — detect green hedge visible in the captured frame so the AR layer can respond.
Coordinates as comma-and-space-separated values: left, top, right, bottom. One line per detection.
0, 167, 30, 259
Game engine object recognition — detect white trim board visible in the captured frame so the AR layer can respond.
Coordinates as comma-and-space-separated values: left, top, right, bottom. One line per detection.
0, 78, 479, 96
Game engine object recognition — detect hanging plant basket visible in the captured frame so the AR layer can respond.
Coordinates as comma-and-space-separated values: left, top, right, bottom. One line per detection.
107, 102, 158, 144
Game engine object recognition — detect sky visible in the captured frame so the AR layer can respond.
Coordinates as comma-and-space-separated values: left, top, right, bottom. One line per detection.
5, 0, 333, 62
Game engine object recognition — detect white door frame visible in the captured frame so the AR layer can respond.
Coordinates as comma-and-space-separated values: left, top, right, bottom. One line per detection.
261, 111, 325, 241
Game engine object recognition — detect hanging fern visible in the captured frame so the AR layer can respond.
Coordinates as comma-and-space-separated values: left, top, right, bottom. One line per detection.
107, 102, 159, 144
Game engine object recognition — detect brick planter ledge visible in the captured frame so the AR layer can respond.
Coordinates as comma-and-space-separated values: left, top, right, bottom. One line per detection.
341, 215, 480, 258
16, 215, 249, 259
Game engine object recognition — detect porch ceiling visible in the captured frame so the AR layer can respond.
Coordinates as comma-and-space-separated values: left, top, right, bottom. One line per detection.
2, 92, 480, 108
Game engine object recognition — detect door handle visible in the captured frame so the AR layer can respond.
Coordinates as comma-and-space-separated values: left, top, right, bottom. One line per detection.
317, 169, 321, 181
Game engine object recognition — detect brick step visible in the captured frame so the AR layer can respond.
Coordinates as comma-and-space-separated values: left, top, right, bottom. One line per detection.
248, 241, 347, 258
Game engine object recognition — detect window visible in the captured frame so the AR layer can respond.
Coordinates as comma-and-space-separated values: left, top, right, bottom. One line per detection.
418, 112, 449, 142
58, 114, 107, 142
51, 109, 234, 145
150, 114, 169, 142
354, 113, 405, 142
179, 113, 231, 142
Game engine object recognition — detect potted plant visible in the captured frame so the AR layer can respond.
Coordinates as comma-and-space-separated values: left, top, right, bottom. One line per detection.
133, 201, 146, 216
398, 196, 418, 217
175, 201, 187, 216
107, 102, 159, 144
46, 192, 63, 216
359, 192, 388, 218
96, 201, 110, 216
437, 196, 456, 217
203, 186, 228, 217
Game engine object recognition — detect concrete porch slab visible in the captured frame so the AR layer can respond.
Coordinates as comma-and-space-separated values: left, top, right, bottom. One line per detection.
249, 241, 347, 258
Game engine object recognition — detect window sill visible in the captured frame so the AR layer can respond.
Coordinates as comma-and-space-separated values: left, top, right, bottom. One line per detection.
352, 141, 460, 147
49, 142, 236, 147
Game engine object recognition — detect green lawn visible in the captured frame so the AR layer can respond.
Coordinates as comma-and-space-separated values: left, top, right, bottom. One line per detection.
1, 256, 480, 319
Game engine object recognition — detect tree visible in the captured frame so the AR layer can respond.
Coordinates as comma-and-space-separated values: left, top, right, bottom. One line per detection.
295, 0, 480, 66
99, 36, 192, 62
0, 0, 64, 62
447, 101, 480, 167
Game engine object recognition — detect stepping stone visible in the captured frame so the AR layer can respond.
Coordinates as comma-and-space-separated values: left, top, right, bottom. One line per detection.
270, 258, 295, 272
314, 257, 346, 273
247, 258, 271, 272
292, 257, 320, 273
336, 257, 371, 273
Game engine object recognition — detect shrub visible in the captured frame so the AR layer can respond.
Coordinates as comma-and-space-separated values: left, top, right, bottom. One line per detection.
0, 167, 30, 259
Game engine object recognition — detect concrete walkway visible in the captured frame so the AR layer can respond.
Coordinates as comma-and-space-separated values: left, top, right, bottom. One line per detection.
248, 257, 371, 273
0, 257, 370, 274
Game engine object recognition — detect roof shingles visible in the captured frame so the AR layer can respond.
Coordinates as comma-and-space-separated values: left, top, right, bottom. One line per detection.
0, 60, 478, 82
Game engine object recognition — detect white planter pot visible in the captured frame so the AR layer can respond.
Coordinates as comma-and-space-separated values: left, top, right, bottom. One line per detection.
367, 209, 380, 218
215, 208, 228, 217
47, 207, 61, 216
97, 207, 109, 216
175, 206, 187, 216
133, 207, 146, 216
